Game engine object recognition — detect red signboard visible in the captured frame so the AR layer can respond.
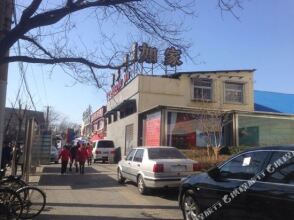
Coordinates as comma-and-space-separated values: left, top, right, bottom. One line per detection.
144, 114, 161, 146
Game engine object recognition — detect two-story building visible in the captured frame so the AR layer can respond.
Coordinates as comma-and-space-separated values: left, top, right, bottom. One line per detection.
106, 70, 294, 155
90, 106, 107, 142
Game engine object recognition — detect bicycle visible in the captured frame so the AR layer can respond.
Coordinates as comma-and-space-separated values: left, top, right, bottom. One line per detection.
0, 187, 23, 220
0, 169, 27, 192
16, 186, 46, 219
0, 169, 46, 219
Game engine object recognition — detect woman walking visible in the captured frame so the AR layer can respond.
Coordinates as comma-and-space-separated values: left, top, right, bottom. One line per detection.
77, 143, 88, 174
86, 143, 93, 166
58, 145, 70, 174
69, 143, 79, 172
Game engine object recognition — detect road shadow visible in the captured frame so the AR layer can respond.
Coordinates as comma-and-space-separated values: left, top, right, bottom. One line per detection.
39, 166, 120, 190
35, 214, 169, 220
44, 202, 178, 210
123, 181, 179, 201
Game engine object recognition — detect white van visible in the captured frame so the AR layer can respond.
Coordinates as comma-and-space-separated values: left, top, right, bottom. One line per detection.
92, 140, 115, 163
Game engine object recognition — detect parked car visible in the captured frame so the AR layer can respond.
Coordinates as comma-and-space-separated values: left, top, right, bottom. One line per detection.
50, 146, 59, 164
179, 145, 294, 220
117, 146, 201, 194
92, 140, 116, 163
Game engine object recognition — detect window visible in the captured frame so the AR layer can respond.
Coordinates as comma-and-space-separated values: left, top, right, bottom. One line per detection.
264, 151, 294, 184
192, 78, 212, 101
120, 102, 137, 119
97, 140, 114, 148
148, 148, 186, 159
225, 82, 244, 103
113, 112, 117, 122
126, 149, 136, 161
219, 151, 268, 180
133, 149, 144, 162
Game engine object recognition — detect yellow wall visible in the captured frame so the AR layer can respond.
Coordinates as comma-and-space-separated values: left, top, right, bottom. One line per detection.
138, 71, 254, 112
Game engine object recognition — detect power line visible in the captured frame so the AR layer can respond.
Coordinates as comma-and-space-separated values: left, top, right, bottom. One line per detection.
12, 0, 36, 111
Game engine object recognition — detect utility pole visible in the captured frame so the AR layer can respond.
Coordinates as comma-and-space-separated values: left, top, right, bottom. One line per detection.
0, 0, 13, 167
45, 105, 50, 130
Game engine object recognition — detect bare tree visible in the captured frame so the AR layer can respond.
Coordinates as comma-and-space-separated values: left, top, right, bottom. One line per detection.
0, 0, 244, 87
198, 108, 231, 160
4, 100, 30, 144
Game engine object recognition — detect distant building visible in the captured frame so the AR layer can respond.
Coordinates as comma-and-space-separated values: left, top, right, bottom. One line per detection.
4, 107, 45, 143
90, 106, 106, 142
4, 107, 51, 165
81, 105, 92, 138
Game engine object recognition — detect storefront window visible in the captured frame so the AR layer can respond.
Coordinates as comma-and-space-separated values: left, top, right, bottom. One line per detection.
238, 115, 294, 146
143, 111, 161, 146
167, 111, 226, 149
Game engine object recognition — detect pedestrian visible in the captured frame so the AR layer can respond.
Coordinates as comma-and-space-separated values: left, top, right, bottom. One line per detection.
69, 143, 79, 172
86, 142, 93, 166
58, 145, 70, 174
1, 142, 12, 170
16, 145, 24, 176
77, 143, 88, 174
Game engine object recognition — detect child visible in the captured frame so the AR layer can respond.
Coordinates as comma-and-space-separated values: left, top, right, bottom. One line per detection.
58, 145, 70, 174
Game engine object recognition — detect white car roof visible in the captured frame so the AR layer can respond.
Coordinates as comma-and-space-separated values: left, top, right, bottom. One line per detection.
134, 146, 176, 150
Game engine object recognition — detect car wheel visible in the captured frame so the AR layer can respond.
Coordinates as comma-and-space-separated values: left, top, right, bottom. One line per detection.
137, 175, 148, 195
117, 169, 125, 184
182, 190, 201, 220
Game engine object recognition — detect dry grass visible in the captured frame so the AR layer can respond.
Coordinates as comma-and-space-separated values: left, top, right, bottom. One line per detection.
181, 148, 231, 171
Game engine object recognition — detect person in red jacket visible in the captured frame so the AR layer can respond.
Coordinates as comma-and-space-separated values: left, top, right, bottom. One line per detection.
86, 142, 93, 166
58, 145, 70, 174
77, 143, 88, 174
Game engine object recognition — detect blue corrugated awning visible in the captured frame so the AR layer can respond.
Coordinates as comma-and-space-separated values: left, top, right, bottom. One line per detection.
254, 90, 294, 114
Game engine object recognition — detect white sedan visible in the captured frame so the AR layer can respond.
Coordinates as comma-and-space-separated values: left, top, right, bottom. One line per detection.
117, 146, 201, 194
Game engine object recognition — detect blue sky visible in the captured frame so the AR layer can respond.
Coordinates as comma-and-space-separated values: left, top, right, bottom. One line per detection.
6, 0, 294, 123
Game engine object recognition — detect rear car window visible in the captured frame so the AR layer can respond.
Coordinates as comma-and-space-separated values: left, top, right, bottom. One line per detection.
148, 148, 186, 159
97, 141, 114, 148
264, 151, 294, 184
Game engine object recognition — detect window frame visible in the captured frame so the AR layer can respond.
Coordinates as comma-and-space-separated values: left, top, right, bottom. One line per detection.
218, 150, 270, 180
263, 151, 294, 185
126, 149, 136, 161
224, 81, 244, 104
192, 78, 213, 101
133, 149, 144, 163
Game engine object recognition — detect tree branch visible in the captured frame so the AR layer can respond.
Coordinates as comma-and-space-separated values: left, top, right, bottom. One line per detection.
20, 0, 42, 22
0, 55, 127, 70
20, 35, 54, 58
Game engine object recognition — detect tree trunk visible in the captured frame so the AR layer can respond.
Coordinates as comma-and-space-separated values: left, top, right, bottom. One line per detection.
213, 147, 221, 160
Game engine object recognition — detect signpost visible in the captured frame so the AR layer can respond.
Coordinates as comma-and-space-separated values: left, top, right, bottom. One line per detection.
107, 42, 183, 101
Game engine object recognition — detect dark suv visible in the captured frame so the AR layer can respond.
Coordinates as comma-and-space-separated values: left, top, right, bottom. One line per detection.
179, 146, 294, 220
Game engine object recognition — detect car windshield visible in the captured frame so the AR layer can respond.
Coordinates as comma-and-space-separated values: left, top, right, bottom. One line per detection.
148, 148, 186, 159
97, 140, 114, 148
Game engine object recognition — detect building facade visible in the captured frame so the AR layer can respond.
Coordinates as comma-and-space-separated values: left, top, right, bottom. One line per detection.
90, 106, 107, 142
106, 70, 267, 155
81, 105, 92, 139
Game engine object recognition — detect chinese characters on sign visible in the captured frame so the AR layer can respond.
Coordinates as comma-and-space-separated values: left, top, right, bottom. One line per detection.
164, 46, 183, 67
107, 43, 183, 101
138, 43, 158, 64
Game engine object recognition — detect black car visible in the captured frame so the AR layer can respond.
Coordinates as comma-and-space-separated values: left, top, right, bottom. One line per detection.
179, 146, 294, 220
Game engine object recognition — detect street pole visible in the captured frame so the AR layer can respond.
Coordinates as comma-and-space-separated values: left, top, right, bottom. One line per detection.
0, 0, 13, 167
23, 118, 35, 183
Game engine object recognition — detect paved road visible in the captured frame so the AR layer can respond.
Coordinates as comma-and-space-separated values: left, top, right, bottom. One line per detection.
35, 163, 183, 220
